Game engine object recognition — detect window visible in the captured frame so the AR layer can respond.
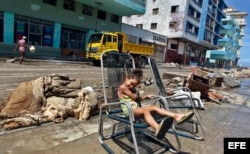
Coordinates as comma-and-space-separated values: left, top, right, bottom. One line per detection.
171, 5, 179, 13
29, 23, 42, 45
188, 6, 201, 21
169, 21, 178, 29
43, 0, 57, 6
170, 43, 178, 50
97, 10, 106, 20
14, 16, 54, 47
111, 14, 119, 23
152, 8, 159, 15
186, 22, 199, 36
82, 4, 93, 16
113, 36, 118, 43
186, 22, 192, 32
103, 35, 112, 43
203, 30, 212, 42
136, 24, 143, 29
61, 27, 86, 50
193, 0, 203, 7
151, 23, 157, 29
63, 0, 75, 11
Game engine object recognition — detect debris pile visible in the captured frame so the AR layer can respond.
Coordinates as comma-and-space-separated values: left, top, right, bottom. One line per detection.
0, 74, 100, 130
162, 67, 244, 105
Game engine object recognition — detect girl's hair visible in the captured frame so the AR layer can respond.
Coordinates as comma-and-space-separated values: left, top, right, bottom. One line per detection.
126, 68, 143, 83
132, 68, 143, 78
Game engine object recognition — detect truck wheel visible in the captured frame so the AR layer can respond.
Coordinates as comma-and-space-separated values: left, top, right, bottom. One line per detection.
138, 58, 146, 68
93, 60, 100, 66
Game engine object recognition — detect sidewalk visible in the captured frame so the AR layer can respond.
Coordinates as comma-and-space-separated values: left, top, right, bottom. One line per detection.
0, 92, 250, 154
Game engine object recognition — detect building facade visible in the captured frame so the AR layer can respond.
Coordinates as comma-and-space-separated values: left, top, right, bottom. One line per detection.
206, 15, 240, 68
0, 0, 146, 59
223, 7, 248, 66
122, 0, 227, 65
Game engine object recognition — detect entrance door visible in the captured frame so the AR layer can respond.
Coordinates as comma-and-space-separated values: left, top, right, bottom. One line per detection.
61, 27, 86, 57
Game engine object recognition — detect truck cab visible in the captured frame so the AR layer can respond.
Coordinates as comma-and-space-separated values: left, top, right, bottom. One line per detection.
86, 32, 119, 62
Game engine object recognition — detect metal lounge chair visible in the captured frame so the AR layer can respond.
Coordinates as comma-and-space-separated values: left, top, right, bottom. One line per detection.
147, 57, 205, 140
98, 52, 181, 154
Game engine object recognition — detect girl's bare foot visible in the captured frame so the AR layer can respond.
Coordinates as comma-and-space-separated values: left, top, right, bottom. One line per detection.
175, 111, 194, 125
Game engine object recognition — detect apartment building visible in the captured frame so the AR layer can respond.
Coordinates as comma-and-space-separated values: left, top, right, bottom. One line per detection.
223, 7, 248, 66
122, 0, 227, 65
0, 0, 146, 58
206, 15, 241, 68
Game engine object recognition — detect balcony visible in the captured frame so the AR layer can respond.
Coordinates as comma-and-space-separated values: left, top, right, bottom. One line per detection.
240, 31, 245, 36
219, 37, 231, 42
74, 0, 146, 16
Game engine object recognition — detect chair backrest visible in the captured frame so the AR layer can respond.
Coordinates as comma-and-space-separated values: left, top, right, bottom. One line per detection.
101, 52, 135, 106
147, 57, 167, 96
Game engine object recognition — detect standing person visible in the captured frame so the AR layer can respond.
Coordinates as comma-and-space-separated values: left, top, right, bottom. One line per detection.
14, 36, 27, 64
118, 68, 194, 139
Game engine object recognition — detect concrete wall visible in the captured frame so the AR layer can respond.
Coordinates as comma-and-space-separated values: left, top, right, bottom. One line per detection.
122, 0, 188, 37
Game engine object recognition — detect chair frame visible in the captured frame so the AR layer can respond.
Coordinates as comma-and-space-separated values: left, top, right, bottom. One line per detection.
147, 57, 205, 140
98, 52, 181, 154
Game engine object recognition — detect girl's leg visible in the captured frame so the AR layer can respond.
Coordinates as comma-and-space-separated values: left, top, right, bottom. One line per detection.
20, 52, 25, 64
135, 105, 193, 123
134, 108, 171, 138
133, 108, 159, 131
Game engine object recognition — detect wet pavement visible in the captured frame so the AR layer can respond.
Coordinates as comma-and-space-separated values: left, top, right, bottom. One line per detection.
0, 58, 250, 154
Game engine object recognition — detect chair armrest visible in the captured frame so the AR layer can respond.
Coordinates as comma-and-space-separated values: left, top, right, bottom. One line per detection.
100, 101, 136, 122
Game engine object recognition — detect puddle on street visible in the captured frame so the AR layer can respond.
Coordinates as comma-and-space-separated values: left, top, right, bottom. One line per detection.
225, 79, 250, 99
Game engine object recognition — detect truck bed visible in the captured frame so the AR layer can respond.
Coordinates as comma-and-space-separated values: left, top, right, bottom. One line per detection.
123, 42, 154, 56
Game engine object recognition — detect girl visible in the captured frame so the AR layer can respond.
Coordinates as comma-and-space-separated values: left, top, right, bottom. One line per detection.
118, 68, 194, 139
14, 36, 27, 64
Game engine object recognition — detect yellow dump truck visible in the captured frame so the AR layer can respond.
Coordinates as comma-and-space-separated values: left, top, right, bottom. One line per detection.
86, 32, 154, 68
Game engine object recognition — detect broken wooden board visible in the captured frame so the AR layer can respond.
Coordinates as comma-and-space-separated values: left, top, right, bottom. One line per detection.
223, 76, 240, 88
162, 72, 187, 79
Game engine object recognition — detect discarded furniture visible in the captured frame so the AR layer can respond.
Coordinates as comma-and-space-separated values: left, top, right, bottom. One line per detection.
210, 77, 224, 87
188, 74, 210, 97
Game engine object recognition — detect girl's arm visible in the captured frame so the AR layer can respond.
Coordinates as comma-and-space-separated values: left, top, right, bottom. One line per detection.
141, 94, 154, 101
119, 85, 137, 101
120, 85, 154, 101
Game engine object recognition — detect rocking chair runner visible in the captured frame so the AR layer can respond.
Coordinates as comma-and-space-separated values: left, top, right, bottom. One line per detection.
147, 57, 205, 140
98, 52, 181, 154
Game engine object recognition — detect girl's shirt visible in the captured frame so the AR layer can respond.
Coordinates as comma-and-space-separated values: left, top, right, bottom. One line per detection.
118, 88, 138, 117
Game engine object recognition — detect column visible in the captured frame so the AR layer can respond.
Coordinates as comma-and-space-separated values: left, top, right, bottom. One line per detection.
3, 12, 14, 44
53, 23, 61, 48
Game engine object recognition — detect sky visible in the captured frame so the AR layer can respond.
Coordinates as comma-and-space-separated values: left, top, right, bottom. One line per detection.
224, 0, 250, 67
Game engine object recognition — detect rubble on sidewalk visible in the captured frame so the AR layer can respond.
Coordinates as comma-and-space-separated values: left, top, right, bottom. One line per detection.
162, 66, 245, 105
